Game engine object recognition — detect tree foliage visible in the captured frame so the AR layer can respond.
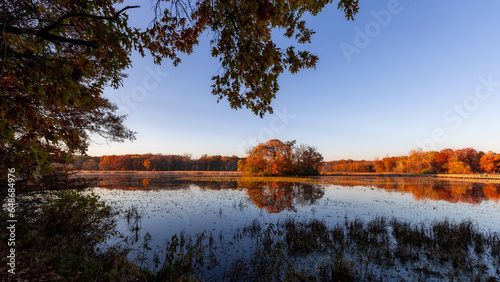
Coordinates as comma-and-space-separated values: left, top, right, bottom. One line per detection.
1, 0, 137, 180
238, 139, 323, 176
139, 0, 359, 117
1, 0, 359, 182
74, 153, 240, 171
480, 151, 500, 173
322, 147, 494, 175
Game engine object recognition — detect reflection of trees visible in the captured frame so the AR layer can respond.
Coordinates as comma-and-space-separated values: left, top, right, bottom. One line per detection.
96, 175, 192, 191
195, 179, 325, 213
322, 176, 500, 205
238, 180, 325, 213
93, 174, 500, 206
483, 183, 500, 203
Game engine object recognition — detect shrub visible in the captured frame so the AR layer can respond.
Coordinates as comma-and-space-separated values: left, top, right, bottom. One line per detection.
26, 191, 128, 280
37, 190, 117, 245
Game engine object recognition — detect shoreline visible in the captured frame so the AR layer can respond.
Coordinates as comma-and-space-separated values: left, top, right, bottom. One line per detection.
75, 170, 500, 184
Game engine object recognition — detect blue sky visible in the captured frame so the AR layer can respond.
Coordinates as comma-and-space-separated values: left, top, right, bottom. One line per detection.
89, 0, 500, 161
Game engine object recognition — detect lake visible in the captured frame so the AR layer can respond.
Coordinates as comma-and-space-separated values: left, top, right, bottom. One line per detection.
86, 173, 500, 280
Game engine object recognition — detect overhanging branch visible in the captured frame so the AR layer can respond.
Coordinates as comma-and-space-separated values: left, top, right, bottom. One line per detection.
0, 5, 140, 48
41, 5, 140, 33
1, 24, 99, 47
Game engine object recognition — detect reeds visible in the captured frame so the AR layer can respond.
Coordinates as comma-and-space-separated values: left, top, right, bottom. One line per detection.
132, 216, 500, 281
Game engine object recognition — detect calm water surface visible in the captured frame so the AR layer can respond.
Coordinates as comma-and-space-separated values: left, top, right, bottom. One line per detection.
88, 174, 500, 278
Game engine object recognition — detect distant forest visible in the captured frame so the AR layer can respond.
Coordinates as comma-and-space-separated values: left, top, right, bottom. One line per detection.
73, 154, 241, 171
73, 147, 500, 174
321, 148, 500, 174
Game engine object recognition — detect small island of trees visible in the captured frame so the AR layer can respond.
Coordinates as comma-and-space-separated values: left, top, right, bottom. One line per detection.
237, 139, 323, 176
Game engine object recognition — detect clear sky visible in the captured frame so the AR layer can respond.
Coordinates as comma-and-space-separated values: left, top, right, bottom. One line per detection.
88, 0, 500, 161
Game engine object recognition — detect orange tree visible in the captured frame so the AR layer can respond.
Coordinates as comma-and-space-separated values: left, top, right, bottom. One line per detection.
1, 0, 358, 185
238, 139, 323, 176
480, 151, 500, 173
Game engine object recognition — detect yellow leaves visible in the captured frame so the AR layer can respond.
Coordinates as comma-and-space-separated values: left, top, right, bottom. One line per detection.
446, 161, 471, 174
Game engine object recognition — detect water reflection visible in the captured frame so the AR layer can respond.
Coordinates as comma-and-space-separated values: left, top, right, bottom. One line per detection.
243, 182, 324, 213
322, 176, 500, 204
94, 175, 325, 213
92, 174, 500, 213
92, 174, 500, 276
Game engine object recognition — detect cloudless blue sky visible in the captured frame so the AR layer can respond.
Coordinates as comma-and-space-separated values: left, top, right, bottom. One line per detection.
89, 0, 500, 161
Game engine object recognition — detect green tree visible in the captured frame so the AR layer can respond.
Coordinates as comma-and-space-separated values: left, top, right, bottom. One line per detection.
1, 0, 358, 182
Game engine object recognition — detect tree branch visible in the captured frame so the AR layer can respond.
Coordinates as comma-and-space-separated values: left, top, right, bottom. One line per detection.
1, 6, 140, 48
41, 5, 140, 33
1, 24, 99, 47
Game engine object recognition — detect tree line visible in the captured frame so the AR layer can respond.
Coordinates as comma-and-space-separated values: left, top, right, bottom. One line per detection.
73, 154, 241, 172
75, 147, 500, 174
321, 148, 500, 174
73, 139, 324, 175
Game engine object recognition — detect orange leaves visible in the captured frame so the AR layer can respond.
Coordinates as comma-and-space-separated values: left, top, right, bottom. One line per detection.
238, 139, 322, 176
483, 183, 500, 203
324, 148, 499, 175
480, 151, 500, 173
144, 159, 152, 170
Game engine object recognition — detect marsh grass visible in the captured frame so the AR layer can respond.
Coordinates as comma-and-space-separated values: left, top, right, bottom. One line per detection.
2, 190, 144, 281
153, 232, 207, 281
242, 218, 262, 236
282, 218, 330, 255
133, 216, 500, 281
19, 190, 496, 281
